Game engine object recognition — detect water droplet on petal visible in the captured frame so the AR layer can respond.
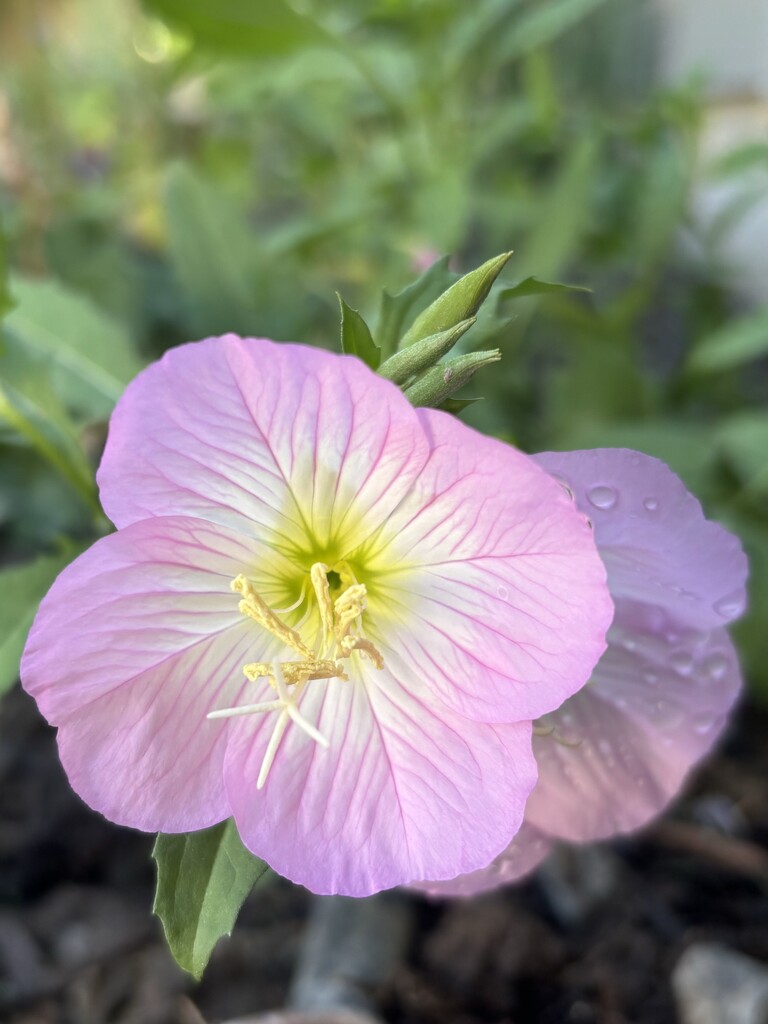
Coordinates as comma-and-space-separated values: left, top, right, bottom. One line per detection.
621, 635, 637, 651
669, 650, 694, 676
644, 671, 659, 686
701, 651, 729, 681
714, 590, 746, 620
588, 485, 617, 510
693, 715, 716, 736
643, 497, 659, 512
497, 585, 509, 601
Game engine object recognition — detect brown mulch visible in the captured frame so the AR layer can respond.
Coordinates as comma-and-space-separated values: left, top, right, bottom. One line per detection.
1, 686, 767, 1024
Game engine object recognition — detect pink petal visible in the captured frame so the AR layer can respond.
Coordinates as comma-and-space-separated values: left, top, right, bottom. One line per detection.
358, 410, 614, 722
21, 516, 284, 832
411, 822, 552, 898
97, 336, 430, 552
534, 449, 748, 629
525, 600, 742, 841
223, 661, 537, 897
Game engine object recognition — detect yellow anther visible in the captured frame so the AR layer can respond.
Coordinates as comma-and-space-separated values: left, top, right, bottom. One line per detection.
310, 562, 335, 643
217, 571, 387, 780
243, 659, 348, 685
338, 635, 385, 670
334, 584, 367, 640
231, 574, 314, 659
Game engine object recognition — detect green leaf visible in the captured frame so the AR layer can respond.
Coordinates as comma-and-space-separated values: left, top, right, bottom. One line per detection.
0, 340, 99, 512
403, 350, 501, 408
165, 163, 262, 336
377, 256, 457, 359
378, 317, 476, 386
4, 277, 142, 420
153, 820, 269, 980
0, 228, 13, 320
718, 412, 768, 496
522, 135, 599, 280
497, 0, 610, 63
400, 252, 513, 348
143, 0, 329, 58
500, 277, 591, 302
0, 545, 87, 697
725, 513, 768, 700
337, 294, 380, 370
689, 308, 768, 373
556, 419, 717, 501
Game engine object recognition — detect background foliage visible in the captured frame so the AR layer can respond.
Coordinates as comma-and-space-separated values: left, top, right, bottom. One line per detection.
0, 0, 767, 697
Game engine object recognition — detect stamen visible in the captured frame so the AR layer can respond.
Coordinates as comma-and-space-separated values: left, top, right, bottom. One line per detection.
338, 634, 385, 669
207, 699, 282, 719
225, 569, 384, 783
243, 659, 347, 685
273, 576, 309, 615
310, 563, 335, 646
257, 666, 329, 788
232, 574, 314, 659
207, 663, 329, 790
334, 584, 368, 641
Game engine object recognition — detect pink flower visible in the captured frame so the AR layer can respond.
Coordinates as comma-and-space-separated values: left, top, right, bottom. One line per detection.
21, 336, 612, 897
420, 448, 748, 897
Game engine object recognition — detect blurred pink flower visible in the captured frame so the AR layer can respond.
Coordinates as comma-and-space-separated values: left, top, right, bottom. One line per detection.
21, 336, 612, 896
421, 449, 748, 897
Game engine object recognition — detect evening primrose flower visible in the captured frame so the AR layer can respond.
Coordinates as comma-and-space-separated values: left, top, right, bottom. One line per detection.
21, 336, 613, 897
421, 448, 748, 896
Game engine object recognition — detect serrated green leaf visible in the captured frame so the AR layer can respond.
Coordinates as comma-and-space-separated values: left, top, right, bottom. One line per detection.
689, 309, 768, 373
338, 294, 380, 369
378, 317, 476, 385
0, 544, 87, 697
376, 256, 456, 358
153, 821, 268, 980
500, 277, 591, 302
143, 0, 329, 58
4, 277, 142, 420
400, 252, 512, 348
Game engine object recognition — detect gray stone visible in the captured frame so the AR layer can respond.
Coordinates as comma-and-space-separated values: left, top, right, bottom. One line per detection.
673, 942, 768, 1024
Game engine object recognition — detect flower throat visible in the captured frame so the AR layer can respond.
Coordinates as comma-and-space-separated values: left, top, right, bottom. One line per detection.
207, 563, 384, 787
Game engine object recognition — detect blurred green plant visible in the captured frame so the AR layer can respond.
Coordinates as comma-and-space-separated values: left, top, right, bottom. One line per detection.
0, 0, 767, 697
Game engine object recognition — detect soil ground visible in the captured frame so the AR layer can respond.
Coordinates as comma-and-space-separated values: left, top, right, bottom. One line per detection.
1, 686, 767, 1024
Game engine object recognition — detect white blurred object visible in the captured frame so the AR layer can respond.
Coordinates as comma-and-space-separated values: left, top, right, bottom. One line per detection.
673, 943, 768, 1024
656, 0, 768, 305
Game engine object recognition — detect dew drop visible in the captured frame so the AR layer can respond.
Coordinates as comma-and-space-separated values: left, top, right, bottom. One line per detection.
701, 651, 729, 681
644, 671, 659, 686
643, 497, 659, 513
497, 585, 509, 601
714, 590, 746, 619
621, 636, 637, 652
693, 715, 716, 736
588, 485, 618, 510
669, 650, 694, 676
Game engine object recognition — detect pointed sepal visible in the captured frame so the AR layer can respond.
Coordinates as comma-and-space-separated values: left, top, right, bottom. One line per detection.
403, 350, 502, 408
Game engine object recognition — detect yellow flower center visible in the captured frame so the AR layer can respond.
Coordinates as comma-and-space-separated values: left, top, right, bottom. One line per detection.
207, 562, 385, 788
